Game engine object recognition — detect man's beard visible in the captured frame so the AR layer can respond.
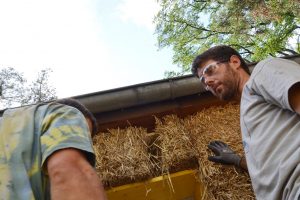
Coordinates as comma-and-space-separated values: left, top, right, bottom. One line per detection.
218, 66, 238, 101
219, 86, 236, 101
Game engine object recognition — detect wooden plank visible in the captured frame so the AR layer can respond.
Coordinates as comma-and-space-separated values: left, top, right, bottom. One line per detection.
106, 170, 204, 200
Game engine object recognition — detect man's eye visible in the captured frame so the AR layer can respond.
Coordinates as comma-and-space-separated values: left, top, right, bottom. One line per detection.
204, 65, 214, 75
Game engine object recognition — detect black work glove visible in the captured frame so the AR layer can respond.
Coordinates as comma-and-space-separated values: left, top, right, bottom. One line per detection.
207, 141, 241, 167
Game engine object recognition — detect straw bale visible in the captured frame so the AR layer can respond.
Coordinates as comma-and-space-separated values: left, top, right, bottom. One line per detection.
93, 126, 155, 188
183, 103, 255, 200
92, 103, 255, 199
154, 115, 198, 174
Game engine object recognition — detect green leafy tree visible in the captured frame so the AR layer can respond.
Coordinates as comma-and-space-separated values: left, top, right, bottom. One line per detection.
154, 0, 300, 76
0, 68, 57, 109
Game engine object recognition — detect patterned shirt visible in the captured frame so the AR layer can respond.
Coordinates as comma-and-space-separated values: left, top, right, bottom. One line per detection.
0, 103, 95, 200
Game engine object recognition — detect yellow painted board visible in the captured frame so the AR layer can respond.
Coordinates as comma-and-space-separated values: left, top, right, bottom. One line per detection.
106, 170, 204, 200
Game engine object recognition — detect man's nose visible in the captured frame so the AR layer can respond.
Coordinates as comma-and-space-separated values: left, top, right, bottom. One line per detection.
204, 76, 214, 86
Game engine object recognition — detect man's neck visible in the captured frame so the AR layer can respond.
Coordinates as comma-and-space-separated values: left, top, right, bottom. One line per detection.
236, 70, 250, 101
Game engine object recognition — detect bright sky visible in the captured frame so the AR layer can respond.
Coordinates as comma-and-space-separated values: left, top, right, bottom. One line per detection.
0, 0, 177, 98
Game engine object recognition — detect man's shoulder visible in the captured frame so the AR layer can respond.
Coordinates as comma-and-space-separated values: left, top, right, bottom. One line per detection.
3, 104, 41, 117
254, 57, 297, 72
250, 57, 295, 80
253, 57, 277, 71
45, 102, 85, 118
2, 103, 73, 118
2, 103, 84, 125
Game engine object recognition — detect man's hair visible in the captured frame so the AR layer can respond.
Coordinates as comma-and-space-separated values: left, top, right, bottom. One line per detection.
191, 45, 250, 76
55, 98, 98, 137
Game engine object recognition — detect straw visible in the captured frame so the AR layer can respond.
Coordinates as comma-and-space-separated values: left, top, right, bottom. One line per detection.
93, 126, 155, 188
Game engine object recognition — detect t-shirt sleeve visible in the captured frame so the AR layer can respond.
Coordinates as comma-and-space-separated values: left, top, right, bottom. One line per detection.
251, 58, 300, 111
40, 104, 95, 168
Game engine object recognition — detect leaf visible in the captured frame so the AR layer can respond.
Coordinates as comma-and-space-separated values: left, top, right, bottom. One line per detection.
154, 0, 300, 76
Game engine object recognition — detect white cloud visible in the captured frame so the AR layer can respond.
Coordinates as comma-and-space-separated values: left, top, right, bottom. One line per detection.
0, 0, 174, 99
116, 0, 160, 31
0, 0, 116, 98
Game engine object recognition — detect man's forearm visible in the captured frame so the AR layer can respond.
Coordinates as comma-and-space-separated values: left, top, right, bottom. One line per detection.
48, 149, 107, 200
239, 155, 248, 172
50, 163, 107, 200
289, 82, 300, 114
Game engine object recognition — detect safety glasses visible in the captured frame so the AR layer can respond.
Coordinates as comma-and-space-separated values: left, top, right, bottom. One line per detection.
199, 61, 228, 87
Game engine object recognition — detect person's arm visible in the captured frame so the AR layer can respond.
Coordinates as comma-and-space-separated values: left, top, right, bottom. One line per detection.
289, 82, 300, 115
47, 148, 107, 200
239, 155, 248, 171
208, 141, 248, 172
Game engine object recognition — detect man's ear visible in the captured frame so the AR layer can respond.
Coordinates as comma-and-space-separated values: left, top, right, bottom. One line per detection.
229, 55, 241, 70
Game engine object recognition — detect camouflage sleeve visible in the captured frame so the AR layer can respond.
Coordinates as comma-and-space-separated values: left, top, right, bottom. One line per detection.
40, 103, 95, 169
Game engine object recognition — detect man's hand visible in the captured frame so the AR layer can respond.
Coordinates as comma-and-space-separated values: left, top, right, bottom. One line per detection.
208, 141, 241, 167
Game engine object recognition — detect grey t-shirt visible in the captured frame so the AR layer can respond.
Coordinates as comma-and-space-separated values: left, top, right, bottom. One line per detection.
240, 57, 300, 200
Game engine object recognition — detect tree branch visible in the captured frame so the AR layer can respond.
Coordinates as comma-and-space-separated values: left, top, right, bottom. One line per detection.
283, 48, 299, 55
277, 51, 289, 56
193, 0, 208, 2
231, 44, 254, 55
173, 18, 232, 35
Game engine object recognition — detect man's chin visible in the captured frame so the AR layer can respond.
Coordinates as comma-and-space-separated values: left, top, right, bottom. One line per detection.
219, 91, 235, 101
209, 88, 235, 101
